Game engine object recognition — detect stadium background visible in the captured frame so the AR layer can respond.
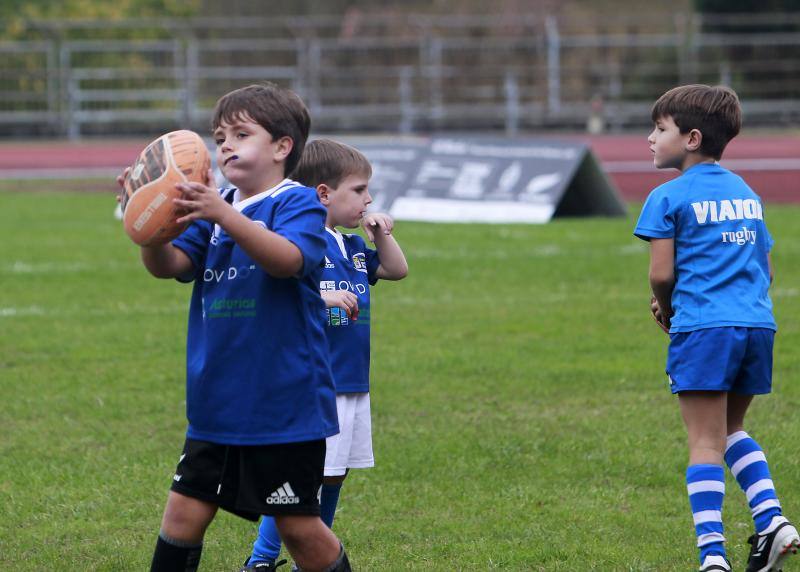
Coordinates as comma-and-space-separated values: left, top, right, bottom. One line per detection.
2, 1, 800, 570
2, 1, 798, 201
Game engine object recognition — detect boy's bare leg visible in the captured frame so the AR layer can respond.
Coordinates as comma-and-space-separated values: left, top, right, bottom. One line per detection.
678, 391, 728, 464
151, 491, 217, 571
160, 490, 218, 541
678, 391, 729, 566
724, 391, 798, 572
725, 392, 753, 435
275, 515, 343, 571
323, 474, 347, 486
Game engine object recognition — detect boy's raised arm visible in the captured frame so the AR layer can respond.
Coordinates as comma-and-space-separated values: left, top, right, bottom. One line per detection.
116, 167, 195, 279
141, 243, 194, 279
175, 180, 303, 279
362, 213, 408, 281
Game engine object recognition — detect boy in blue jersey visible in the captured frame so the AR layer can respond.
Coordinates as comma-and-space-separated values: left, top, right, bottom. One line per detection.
122, 84, 351, 572
244, 139, 408, 570
635, 84, 799, 572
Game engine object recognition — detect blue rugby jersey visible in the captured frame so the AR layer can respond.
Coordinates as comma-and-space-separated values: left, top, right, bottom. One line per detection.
321, 228, 380, 393
634, 163, 776, 333
172, 179, 339, 445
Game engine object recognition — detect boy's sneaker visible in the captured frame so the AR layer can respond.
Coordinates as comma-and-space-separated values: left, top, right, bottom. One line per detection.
238, 558, 288, 571
745, 516, 800, 572
700, 554, 732, 571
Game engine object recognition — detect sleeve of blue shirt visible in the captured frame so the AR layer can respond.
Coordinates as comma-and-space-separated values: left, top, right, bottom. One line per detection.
364, 241, 381, 285
764, 223, 774, 252
634, 187, 677, 242
272, 188, 328, 278
172, 220, 213, 282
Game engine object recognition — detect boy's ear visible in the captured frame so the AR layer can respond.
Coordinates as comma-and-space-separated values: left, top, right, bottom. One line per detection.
686, 128, 703, 152
317, 183, 331, 205
273, 135, 294, 162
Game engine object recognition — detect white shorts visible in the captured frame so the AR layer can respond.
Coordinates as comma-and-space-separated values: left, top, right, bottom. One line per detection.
324, 392, 374, 477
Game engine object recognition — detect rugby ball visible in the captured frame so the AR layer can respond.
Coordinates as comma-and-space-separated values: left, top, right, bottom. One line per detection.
120, 130, 211, 246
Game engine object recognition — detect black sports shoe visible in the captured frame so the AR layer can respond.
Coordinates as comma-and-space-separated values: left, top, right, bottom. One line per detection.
745, 517, 800, 572
699, 554, 731, 571
238, 557, 288, 571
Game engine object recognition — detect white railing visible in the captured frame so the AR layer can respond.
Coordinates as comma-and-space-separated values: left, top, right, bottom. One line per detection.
2, 13, 800, 137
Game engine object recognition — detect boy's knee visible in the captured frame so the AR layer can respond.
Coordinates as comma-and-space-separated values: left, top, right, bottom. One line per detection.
275, 515, 341, 568
161, 492, 216, 542
275, 516, 324, 547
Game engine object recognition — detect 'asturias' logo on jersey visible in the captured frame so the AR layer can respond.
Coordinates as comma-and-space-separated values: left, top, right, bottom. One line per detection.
206, 297, 257, 319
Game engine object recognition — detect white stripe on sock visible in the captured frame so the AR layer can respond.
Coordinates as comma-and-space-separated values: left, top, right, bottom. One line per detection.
745, 479, 776, 503
726, 430, 749, 451
687, 480, 726, 495
752, 498, 782, 517
731, 451, 767, 478
697, 532, 727, 547
693, 510, 723, 526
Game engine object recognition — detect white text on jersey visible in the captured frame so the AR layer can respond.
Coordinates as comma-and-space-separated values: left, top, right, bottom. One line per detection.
691, 199, 764, 224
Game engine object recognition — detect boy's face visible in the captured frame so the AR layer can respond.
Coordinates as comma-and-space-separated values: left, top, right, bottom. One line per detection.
321, 173, 372, 229
648, 115, 691, 170
213, 114, 291, 194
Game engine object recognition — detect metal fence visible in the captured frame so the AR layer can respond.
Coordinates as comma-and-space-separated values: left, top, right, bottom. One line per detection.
2, 12, 800, 138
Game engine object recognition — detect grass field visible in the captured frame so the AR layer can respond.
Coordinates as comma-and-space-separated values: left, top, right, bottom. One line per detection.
2, 185, 799, 571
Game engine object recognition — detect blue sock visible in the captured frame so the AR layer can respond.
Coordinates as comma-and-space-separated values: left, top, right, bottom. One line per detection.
250, 516, 281, 564
321, 483, 343, 528
686, 464, 726, 563
725, 431, 782, 533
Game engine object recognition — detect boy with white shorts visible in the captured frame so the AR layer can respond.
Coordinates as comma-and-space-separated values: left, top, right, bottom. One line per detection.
243, 139, 408, 570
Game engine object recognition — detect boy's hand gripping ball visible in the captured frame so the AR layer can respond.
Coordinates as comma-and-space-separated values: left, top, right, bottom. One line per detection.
120, 130, 211, 246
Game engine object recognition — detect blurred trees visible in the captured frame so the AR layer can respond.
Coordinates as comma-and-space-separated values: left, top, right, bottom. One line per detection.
0, 0, 201, 40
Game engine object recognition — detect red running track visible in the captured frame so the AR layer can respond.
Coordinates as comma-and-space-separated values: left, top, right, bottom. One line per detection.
0, 134, 797, 202
574, 134, 800, 203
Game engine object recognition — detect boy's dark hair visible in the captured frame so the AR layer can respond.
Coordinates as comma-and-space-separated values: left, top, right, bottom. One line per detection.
291, 139, 372, 189
211, 83, 310, 175
651, 84, 741, 160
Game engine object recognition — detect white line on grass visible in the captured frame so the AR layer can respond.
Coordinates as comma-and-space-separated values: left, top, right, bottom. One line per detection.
772, 288, 799, 298
0, 167, 122, 179
0, 304, 186, 319
618, 243, 648, 255
411, 244, 562, 260
0, 306, 46, 317
3, 261, 139, 274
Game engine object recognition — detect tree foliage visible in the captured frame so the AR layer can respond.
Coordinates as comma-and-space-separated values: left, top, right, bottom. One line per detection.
1, 0, 201, 40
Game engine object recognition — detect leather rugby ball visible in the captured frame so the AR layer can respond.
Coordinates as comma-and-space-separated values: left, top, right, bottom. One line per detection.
121, 130, 211, 246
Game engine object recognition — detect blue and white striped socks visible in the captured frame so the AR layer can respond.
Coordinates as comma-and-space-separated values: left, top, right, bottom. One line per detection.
687, 464, 727, 563
725, 430, 782, 533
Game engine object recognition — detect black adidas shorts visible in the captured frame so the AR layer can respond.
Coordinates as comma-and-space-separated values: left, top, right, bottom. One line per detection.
169, 437, 325, 521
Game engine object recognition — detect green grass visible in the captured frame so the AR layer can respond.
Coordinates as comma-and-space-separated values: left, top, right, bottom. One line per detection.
2, 186, 799, 571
